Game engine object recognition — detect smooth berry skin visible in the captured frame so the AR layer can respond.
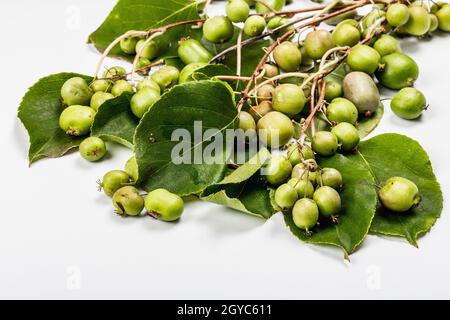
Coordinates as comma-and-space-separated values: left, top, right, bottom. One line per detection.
179, 62, 208, 84
264, 155, 292, 186
304, 30, 334, 60
273, 41, 302, 72
111, 80, 134, 97
313, 186, 341, 218
379, 177, 420, 212
177, 39, 213, 65
255, 0, 285, 13
332, 23, 361, 47
343, 71, 380, 114
244, 15, 266, 37
404, 6, 431, 36
316, 168, 343, 190
292, 198, 319, 231
203, 16, 234, 43
390, 87, 427, 120
287, 178, 315, 199
347, 45, 381, 75
324, 81, 343, 102
257, 111, 294, 148
386, 3, 410, 27
287, 144, 315, 166
137, 78, 161, 94
151, 66, 180, 90
436, 5, 450, 31
262, 64, 279, 79
120, 37, 139, 55
131, 87, 160, 119
373, 34, 402, 57
61, 77, 93, 106
79, 137, 107, 162
272, 84, 307, 116
113, 186, 144, 216
331, 122, 360, 152
145, 189, 184, 222
376, 53, 419, 90
103, 66, 127, 79
90, 79, 111, 93
311, 131, 339, 157
226, 0, 250, 23
135, 40, 158, 60
90, 92, 114, 112
239, 111, 256, 131
256, 84, 274, 101
429, 14, 439, 32
326, 97, 358, 125
291, 163, 318, 184
59, 105, 96, 137
249, 101, 273, 121
275, 183, 298, 209
101, 170, 132, 197
124, 156, 139, 182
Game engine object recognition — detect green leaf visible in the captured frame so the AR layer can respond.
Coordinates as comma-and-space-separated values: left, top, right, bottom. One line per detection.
284, 153, 378, 255
88, 0, 202, 60
18, 73, 92, 164
91, 92, 138, 149
201, 148, 275, 219
357, 103, 384, 138
134, 80, 238, 196
352, 134, 443, 246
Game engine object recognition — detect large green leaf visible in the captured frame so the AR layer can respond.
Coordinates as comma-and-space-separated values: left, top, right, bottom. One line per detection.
284, 154, 378, 256
91, 92, 139, 149
18, 73, 92, 164
88, 0, 202, 59
134, 80, 238, 196
353, 134, 443, 246
201, 148, 275, 219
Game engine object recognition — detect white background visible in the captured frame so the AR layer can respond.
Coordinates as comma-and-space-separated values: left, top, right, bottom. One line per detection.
1, 0, 449, 299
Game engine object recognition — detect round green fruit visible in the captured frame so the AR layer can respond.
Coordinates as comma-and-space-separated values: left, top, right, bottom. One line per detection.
111, 80, 134, 97
428, 14, 439, 32
59, 105, 95, 136
263, 155, 292, 186
274, 183, 298, 209
113, 186, 144, 216
90, 79, 111, 93
101, 170, 132, 197
304, 29, 334, 60
177, 39, 213, 65
324, 81, 342, 102
313, 186, 341, 218
343, 71, 380, 114
124, 156, 139, 181
226, 0, 250, 23
331, 122, 360, 152
376, 53, 419, 90
103, 66, 127, 79
272, 84, 307, 116
244, 15, 266, 37
379, 176, 420, 212
239, 111, 256, 131
255, 0, 285, 13
131, 87, 160, 118
326, 97, 358, 125
347, 45, 381, 75
79, 137, 106, 162
256, 84, 274, 101
273, 41, 302, 72
332, 23, 361, 47
145, 189, 184, 221
311, 131, 338, 156
287, 178, 314, 199
404, 6, 431, 36
373, 34, 402, 57
262, 63, 279, 79
90, 91, 114, 111
61, 77, 93, 106
203, 16, 234, 43
390, 87, 427, 120
137, 78, 161, 94
292, 198, 319, 231
179, 62, 206, 83
257, 111, 294, 148
249, 101, 273, 121
316, 168, 343, 190
386, 3, 410, 27
135, 39, 158, 60
120, 37, 139, 55
151, 66, 180, 90
436, 5, 450, 31
291, 162, 318, 184
287, 144, 314, 166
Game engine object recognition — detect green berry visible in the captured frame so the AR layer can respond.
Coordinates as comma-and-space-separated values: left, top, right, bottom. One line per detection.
291, 162, 318, 184
137, 78, 161, 94
136, 58, 152, 73
311, 131, 338, 157
390, 87, 427, 120
145, 189, 184, 222
274, 183, 298, 209
304, 30, 334, 60
90, 91, 114, 111
287, 144, 314, 166
313, 186, 341, 218
287, 178, 314, 198
376, 53, 419, 90
257, 111, 294, 148
267, 17, 292, 39
90, 79, 111, 93
373, 34, 402, 57
101, 170, 132, 197
299, 45, 314, 67
386, 3, 410, 27
332, 23, 361, 47
362, 9, 386, 29
61, 77, 93, 106
177, 39, 213, 65
244, 15, 266, 36
179, 62, 208, 84
343, 71, 380, 115
379, 177, 420, 212
239, 111, 256, 131
131, 88, 160, 119
124, 156, 139, 181
273, 41, 302, 72
59, 105, 95, 136
113, 186, 144, 216
316, 168, 343, 190
203, 16, 234, 43
292, 198, 319, 231
256, 84, 274, 101
262, 63, 279, 79
272, 84, 307, 116
331, 122, 360, 152
226, 0, 250, 23
326, 97, 358, 125
255, 0, 285, 13
249, 101, 273, 121
404, 6, 431, 36
428, 14, 439, 32
436, 5, 450, 31
111, 80, 134, 97
120, 37, 139, 55
151, 66, 180, 90
324, 81, 343, 102
347, 45, 381, 75
103, 66, 127, 79
135, 39, 158, 60
263, 155, 292, 186
79, 137, 106, 162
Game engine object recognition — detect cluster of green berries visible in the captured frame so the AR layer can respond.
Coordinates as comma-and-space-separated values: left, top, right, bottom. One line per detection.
99, 157, 184, 221
265, 147, 343, 233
